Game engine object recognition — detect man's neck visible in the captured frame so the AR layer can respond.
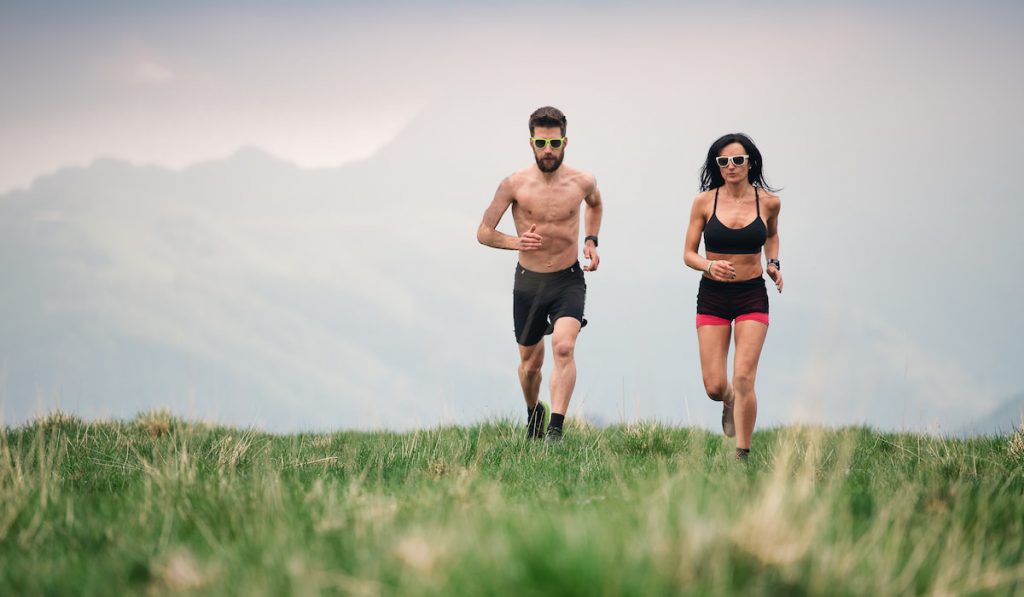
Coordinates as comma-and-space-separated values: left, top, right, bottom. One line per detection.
535, 165, 562, 182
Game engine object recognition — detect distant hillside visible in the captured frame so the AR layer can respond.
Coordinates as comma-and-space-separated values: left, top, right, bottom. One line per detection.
959, 393, 1024, 436
0, 100, 722, 432
1, 101, 1008, 433
0, 109, 520, 430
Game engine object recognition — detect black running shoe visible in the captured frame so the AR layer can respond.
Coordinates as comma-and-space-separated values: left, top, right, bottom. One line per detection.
544, 426, 563, 444
735, 448, 749, 463
527, 401, 550, 439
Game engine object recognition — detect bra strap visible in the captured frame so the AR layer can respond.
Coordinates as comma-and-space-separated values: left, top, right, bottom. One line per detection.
755, 187, 760, 217
713, 188, 719, 214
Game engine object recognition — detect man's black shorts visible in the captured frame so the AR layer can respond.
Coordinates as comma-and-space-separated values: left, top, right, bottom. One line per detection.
513, 261, 587, 346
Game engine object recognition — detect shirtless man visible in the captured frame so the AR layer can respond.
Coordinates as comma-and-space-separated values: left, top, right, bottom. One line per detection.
476, 106, 604, 442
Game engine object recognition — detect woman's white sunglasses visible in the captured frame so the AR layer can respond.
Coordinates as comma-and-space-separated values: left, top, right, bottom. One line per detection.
716, 155, 749, 168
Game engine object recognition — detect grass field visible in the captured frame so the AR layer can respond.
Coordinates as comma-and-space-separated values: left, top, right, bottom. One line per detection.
2, 410, 1023, 596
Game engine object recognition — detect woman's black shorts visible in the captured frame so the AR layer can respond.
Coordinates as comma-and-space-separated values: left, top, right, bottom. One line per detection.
696, 276, 769, 325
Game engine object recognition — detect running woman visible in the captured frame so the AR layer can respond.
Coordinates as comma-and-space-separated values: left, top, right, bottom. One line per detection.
683, 133, 783, 461
477, 106, 604, 442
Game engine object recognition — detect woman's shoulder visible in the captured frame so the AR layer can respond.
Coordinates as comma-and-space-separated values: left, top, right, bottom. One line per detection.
688, 190, 715, 220
691, 189, 714, 206
759, 188, 781, 212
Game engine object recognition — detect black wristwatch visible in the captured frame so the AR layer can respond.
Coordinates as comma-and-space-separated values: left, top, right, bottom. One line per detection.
584, 235, 599, 247
767, 258, 780, 270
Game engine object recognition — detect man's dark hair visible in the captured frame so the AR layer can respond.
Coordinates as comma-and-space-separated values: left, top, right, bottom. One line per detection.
529, 106, 567, 137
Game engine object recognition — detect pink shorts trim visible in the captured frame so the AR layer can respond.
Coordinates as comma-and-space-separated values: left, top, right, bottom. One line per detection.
695, 312, 769, 328
736, 312, 769, 325
695, 314, 731, 327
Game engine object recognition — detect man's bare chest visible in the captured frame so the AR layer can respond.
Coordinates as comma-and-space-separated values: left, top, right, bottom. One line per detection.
513, 185, 583, 223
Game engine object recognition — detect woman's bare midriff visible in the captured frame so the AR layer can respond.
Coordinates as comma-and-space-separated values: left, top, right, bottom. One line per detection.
705, 251, 764, 281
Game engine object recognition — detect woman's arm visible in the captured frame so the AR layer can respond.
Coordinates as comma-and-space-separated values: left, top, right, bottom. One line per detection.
684, 194, 733, 280
763, 194, 783, 292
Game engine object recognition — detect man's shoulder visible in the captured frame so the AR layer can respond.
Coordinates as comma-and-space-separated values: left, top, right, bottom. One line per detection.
500, 167, 532, 192
508, 165, 542, 183
561, 165, 597, 189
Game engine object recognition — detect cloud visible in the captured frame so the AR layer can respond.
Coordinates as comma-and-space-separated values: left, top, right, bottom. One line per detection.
134, 60, 173, 84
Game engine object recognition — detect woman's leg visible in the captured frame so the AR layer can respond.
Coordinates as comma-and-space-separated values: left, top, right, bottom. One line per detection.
732, 319, 768, 450
697, 322, 733, 403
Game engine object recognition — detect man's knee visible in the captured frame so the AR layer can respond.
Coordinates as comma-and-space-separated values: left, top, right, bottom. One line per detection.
551, 337, 575, 361
519, 361, 542, 379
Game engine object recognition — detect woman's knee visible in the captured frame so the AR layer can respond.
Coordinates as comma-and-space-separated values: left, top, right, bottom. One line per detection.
703, 378, 728, 401
733, 371, 755, 395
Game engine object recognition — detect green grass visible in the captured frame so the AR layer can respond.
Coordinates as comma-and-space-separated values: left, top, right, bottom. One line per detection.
2, 410, 1023, 595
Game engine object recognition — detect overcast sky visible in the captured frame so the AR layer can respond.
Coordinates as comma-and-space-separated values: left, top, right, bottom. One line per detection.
2, 1, 1023, 432
4, 1, 1020, 192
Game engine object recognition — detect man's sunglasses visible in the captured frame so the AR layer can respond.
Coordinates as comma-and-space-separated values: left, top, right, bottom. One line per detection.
532, 137, 565, 149
716, 155, 749, 168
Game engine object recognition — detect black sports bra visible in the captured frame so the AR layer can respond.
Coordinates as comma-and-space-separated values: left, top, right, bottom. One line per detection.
703, 188, 767, 255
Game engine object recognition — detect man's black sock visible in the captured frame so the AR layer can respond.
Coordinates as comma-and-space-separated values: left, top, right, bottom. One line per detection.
549, 413, 565, 431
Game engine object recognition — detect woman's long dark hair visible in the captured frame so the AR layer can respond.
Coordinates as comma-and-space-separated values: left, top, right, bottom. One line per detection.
699, 133, 779, 192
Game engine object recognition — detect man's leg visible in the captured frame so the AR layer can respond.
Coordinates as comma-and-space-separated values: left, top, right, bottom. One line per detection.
549, 317, 582, 416
519, 340, 549, 439
518, 341, 545, 409
732, 320, 768, 451
512, 265, 553, 438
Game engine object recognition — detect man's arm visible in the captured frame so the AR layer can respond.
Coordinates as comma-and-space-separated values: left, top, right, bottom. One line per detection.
582, 175, 602, 271
477, 176, 541, 251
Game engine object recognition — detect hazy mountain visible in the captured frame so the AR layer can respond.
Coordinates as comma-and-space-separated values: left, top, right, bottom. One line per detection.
1, 101, 1013, 432
957, 393, 1024, 437
0, 131, 515, 430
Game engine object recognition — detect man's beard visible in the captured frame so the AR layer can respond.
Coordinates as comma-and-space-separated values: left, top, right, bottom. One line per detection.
535, 153, 564, 173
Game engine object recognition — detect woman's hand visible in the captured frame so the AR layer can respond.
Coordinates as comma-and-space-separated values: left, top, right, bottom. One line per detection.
767, 264, 783, 293
708, 260, 736, 281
